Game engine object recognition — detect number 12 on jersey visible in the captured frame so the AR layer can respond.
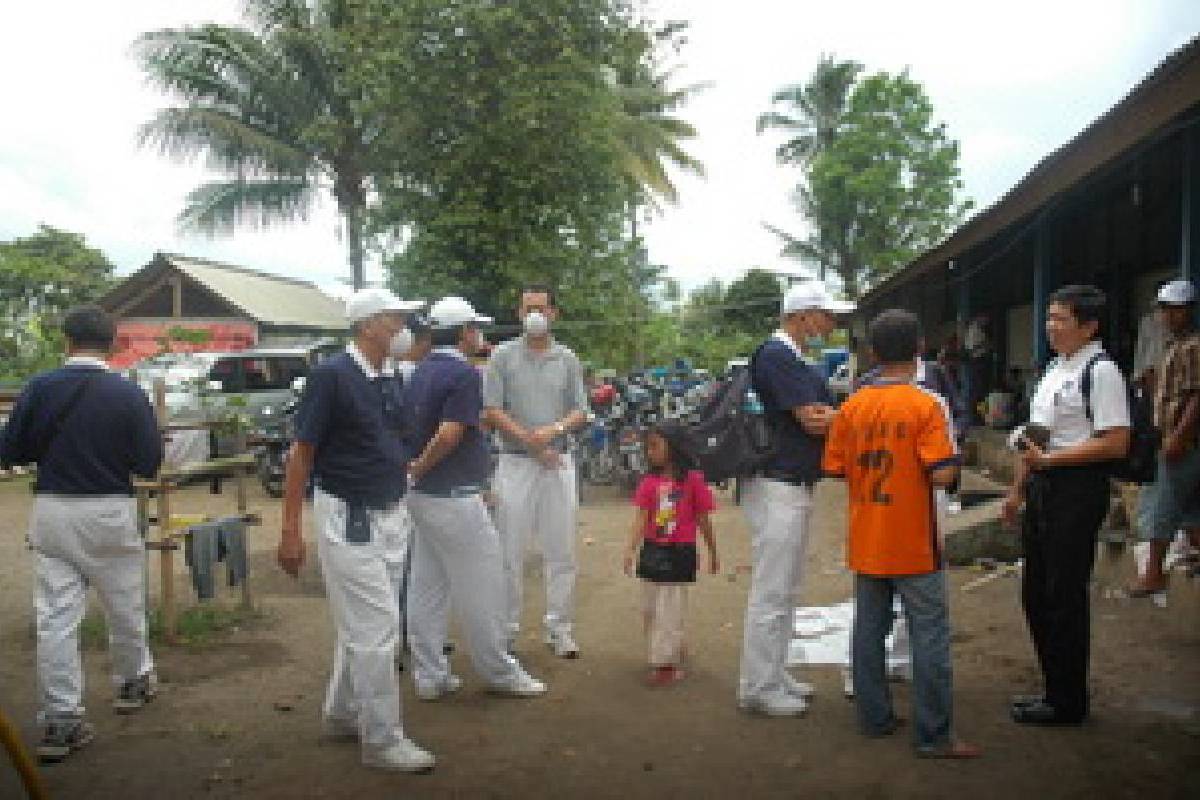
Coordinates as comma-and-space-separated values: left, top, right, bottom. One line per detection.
855, 449, 894, 505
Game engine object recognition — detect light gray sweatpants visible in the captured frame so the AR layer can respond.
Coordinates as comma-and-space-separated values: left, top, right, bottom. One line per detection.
29, 494, 154, 723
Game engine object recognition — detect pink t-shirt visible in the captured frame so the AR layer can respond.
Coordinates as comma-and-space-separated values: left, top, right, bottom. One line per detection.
633, 470, 716, 544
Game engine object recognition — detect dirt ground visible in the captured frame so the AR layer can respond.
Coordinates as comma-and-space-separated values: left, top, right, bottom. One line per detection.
0, 476, 1197, 799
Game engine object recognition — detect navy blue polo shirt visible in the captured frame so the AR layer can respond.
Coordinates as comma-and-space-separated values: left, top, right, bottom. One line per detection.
0, 363, 163, 495
404, 350, 490, 493
293, 351, 407, 507
752, 336, 832, 483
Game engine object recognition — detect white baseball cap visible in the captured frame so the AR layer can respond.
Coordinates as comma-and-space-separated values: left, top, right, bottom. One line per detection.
345, 287, 424, 324
1157, 279, 1197, 305
781, 281, 855, 315
428, 296, 494, 328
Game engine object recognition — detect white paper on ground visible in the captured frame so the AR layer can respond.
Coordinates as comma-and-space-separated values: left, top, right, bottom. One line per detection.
787, 601, 908, 668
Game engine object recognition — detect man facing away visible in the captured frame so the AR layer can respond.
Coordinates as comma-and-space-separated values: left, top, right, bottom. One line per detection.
277, 287, 436, 773
824, 308, 980, 759
484, 284, 589, 657
1, 305, 163, 763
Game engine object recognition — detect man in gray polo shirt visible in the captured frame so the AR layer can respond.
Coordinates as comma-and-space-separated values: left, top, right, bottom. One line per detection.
484, 285, 589, 658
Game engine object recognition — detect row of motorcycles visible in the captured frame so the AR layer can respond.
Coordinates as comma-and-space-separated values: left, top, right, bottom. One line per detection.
246, 373, 717, 500
578, 375, 713, 493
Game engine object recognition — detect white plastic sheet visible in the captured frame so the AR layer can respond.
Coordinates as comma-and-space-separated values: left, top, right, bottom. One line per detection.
787, 601, 908, 669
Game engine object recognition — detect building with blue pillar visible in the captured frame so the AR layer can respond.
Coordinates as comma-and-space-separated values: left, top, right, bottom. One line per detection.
855, 35, 1200, 431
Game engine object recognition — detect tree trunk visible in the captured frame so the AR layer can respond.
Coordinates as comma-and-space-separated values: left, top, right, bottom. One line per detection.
336, 178, 367, 292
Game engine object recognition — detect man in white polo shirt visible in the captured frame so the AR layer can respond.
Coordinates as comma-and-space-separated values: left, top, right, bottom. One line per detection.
1003, 285, 1130, 727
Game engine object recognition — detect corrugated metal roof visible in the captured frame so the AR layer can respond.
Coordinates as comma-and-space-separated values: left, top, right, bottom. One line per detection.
859, 33, 1200, 306
162, 253, 347, 330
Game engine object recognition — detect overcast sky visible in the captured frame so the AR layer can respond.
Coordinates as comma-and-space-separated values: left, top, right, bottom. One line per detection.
1, 1, 1197, 297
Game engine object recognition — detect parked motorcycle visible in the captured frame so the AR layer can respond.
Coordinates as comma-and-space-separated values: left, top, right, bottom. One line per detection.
251, 378, 302, 497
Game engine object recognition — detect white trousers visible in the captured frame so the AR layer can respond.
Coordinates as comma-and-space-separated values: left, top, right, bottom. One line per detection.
643, 583, 688, 666
29, 495, 154, 722
314, 490, 406, 748
493, 453, 578, 637
406, 491, 524, 688
738, 478, 814, 702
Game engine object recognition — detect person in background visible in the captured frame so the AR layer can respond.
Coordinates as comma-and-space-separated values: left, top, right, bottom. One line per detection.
0, 305, 163, 764
1128, 279, 1199, 595
1002, 285, 1130, 727
622, 423, 718, 687
737, 281, 852, 717
824, 308, 980, 759
405, 296, 548, 702
277, 287, 435, 773
484, 285, 589, 658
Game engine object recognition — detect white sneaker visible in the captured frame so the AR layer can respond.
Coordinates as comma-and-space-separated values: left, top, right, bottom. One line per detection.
738, 692, 809, 717
415, 674, 463, 702
488, 670, 547, 698
546, 630, 580, 659
362, 738, 436, 773
783, 674, 815, 699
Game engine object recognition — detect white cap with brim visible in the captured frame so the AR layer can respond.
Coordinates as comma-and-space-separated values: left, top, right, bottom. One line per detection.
345, 287, 424, 324
1157, 279, 1197, 305
428, 296, 493, 328
781, 281, 856, 315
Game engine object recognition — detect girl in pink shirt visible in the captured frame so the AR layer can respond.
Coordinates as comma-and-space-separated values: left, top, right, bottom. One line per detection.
622, 423, 719, 687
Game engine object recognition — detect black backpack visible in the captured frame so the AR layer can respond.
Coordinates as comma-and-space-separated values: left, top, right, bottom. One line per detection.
677, 346, 776, 483
1079, 353, 1158, 484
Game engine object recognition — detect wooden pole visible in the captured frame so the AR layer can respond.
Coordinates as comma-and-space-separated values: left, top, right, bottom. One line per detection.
235, 463, 252, 609
153, 379, 177, 644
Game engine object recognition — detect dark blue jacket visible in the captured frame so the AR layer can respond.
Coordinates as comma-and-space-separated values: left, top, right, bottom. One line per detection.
0, 364, 163, 495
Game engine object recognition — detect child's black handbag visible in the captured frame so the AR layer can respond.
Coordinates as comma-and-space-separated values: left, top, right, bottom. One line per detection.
636, 540, 697, 583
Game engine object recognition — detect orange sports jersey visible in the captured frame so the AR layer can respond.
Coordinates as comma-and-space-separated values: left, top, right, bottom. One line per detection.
822, 381, 958, 576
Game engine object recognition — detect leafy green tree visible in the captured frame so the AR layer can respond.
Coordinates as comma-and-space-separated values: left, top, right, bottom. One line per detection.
770, 69, 970, 298
722, 269, 783, 336
344, 0, 639, 319
0, 226, 115, 379
136, 0, 379, 289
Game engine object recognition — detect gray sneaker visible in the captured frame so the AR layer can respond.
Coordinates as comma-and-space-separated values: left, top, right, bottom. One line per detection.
38, 719, 96, 764
113, 673, 157, 714
545, 630, 580, 659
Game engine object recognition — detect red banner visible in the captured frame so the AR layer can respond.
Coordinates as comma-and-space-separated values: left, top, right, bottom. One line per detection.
111, 320, 258, 368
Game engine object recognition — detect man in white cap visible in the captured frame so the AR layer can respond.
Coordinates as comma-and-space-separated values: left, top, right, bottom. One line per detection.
277, 286, 435, 773
404, 296, 547, 701
484, 284, 589, 658
738, 281, 853, 716
1128, 278, 1200, 594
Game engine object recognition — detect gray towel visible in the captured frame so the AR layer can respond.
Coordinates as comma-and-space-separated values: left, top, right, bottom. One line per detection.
184, 521, 221, 600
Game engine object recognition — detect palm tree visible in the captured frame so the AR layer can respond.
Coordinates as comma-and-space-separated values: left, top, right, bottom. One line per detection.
608, 67, 706, 208
136, 0, 376, 290
756, 55, 862, 166
758, 55, 861, 284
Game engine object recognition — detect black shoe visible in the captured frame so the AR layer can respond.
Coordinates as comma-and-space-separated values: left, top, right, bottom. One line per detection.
1011, 700, 1085, 726
38, 719, 96, 764
113, 673, 157, 714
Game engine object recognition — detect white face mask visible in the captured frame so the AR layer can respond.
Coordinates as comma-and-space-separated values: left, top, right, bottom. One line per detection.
523, 311, 550, 336
389, 327, 414, 357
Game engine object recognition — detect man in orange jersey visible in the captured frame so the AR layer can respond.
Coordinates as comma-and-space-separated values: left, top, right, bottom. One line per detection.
824, 309, 980, 759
